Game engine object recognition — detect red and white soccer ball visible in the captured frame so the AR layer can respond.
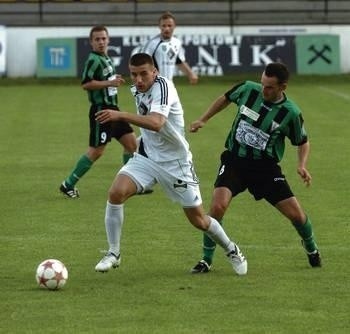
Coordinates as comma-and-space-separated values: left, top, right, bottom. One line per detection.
35, 259, 68, 290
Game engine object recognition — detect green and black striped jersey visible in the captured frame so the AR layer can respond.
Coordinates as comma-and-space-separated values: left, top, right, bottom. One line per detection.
81, 51, 118, 107
224, 81, 307, 162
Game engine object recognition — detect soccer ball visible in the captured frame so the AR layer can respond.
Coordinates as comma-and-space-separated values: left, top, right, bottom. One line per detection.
35, 259, 68, 290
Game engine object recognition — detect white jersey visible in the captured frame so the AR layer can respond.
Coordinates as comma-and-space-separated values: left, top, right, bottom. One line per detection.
141, 35, 185, 81
131, 76, 190, 162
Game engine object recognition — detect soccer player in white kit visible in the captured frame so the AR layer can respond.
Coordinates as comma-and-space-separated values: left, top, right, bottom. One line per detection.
141, 11, 198, 84
94, 53, 247, 276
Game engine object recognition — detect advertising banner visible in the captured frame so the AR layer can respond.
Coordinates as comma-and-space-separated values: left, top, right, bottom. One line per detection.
295, 34, 340, 74
0, 26, 6, 75
36, 38, 77, 77
77, 35, 296, 77
38, 33, 339, 78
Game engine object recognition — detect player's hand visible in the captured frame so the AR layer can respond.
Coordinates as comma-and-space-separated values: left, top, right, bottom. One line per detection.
297, 166, 312, 187
95, 109, 120, 124
189, 74, 198, 85
189, 120, 205, 133
110, 75, 125, 87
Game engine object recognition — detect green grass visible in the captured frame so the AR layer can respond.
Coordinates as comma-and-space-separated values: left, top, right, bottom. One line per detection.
0, 75, 349, 333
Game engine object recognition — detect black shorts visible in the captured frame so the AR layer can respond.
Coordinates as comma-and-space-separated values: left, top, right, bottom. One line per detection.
214, 150, 294, 205
89, 105, 134, 147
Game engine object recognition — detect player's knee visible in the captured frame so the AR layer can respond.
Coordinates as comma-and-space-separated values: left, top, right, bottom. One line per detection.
108, 187, 124, 204
87, 147, 105, 161
210, 202, 227, 220
108, 181, 137, 204
95, 151, 104, 160
289, 212, 307, 224
108, 193, 124, 205
123, 141, 137, 153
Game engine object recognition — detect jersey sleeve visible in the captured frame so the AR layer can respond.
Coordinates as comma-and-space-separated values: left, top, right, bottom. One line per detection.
141, 36, 159, 55
224, 82, 246, 104
81, 57, 100, 84
175, 45, 186, 64
140, 42, 152, 55
288, 112, 308, 146
149, 78, 171, 117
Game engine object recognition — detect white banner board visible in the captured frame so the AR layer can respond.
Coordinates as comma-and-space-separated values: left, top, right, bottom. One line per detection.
0, 26, 6, 75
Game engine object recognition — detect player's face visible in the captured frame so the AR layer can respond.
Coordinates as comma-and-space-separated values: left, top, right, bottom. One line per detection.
261, 72, 286, 103
159, 18, 176, 40
129, 63, 157, 92
90, 30, 109, 55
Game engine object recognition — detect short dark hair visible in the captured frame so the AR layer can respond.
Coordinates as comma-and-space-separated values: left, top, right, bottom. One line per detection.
129, 53, 154, 67
159, 11, 176, 23
89, 25, 108, 40
264, 62, 289, 84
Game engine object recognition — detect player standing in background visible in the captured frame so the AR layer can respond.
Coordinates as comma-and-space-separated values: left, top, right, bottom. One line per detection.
93, 53, 247, 276
141, 11, 198, 84
60, 25, 137, 198
189, 62, 321, 273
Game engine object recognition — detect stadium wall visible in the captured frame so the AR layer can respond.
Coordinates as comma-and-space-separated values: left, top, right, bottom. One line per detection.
4, 25, 350, 77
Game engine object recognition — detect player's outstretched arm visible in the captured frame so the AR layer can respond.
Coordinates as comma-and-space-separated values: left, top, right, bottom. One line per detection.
190, 95, 230, 132
82, 75, 125, 90
96, 110, 166, 132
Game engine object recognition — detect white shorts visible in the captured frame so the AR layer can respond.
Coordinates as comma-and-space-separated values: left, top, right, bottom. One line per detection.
118, 153, 202, 208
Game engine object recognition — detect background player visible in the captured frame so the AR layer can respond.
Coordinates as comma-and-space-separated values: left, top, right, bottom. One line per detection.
60, 25, 137, 198
141, 11, 198, 84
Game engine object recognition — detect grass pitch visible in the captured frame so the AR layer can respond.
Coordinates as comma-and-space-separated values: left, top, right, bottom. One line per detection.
0, 75, 349, 333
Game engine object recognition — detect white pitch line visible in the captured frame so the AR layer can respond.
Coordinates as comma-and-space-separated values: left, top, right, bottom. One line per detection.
319, 86, 350, 100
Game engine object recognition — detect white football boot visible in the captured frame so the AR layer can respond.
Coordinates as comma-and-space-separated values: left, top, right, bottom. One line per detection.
227, 245, 247, 276
95, 252, 121, 272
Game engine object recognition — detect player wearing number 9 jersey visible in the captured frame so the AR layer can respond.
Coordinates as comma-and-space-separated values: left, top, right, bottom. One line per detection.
59, 25, 137, 198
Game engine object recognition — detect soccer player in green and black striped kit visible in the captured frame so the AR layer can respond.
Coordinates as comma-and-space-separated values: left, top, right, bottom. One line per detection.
190, 62, 321, 272
60, 26, 137, 198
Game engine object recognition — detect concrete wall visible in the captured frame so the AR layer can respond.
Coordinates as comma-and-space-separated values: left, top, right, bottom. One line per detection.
5, 24, 350, 77
2, 1, 350, 27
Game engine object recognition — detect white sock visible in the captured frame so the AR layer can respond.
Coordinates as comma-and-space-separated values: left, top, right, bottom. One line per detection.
205, 216, 235, 254
105, 201, 124, 256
